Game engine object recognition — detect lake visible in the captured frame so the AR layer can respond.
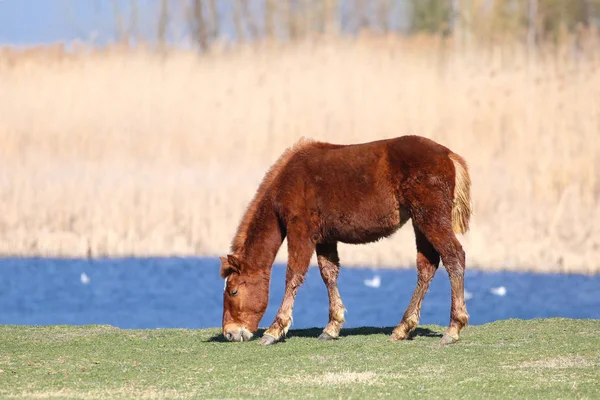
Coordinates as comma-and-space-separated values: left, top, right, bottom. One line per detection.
0, 257, 598, 331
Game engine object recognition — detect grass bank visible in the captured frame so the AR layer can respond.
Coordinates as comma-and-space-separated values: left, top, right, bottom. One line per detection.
1, 37, 599, 273
0, 319, 598, 399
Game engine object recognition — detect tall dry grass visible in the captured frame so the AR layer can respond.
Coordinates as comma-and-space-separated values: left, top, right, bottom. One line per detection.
1, 36, 599, 273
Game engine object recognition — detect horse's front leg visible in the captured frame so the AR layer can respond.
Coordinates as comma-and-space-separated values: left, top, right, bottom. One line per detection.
259, 224, 315, 345
316, 242, 346, 340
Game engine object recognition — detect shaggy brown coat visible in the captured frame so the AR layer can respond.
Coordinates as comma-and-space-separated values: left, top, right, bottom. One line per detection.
220, 135, 471, 345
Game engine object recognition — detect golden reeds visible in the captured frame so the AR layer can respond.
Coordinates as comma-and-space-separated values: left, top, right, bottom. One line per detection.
1, 36, 598, 273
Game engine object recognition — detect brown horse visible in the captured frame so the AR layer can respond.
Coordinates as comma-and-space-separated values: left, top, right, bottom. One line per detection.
220, 135, 471, 345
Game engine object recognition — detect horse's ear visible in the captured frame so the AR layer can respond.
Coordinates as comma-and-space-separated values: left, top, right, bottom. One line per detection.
227, 254, 240, 269
220, 255, 240, 278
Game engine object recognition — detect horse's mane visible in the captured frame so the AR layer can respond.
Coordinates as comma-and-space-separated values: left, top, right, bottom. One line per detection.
231, 137, 315, 254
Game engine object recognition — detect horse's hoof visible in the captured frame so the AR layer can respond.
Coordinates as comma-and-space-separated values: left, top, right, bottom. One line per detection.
440, 334, 458, 345
318, 332, 336, 341
258, 334, 277, 345
388, 331, 407, 342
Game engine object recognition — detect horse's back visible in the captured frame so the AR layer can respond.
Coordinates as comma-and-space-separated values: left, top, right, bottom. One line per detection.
274, 134, 455, 202
288, 135, 454, 186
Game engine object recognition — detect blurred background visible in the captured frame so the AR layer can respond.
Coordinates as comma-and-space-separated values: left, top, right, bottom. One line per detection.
1, 0, 599, 274
1, 0, 600, 331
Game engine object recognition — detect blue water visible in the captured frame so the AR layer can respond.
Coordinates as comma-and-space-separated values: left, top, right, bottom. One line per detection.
0, 257, 598, 330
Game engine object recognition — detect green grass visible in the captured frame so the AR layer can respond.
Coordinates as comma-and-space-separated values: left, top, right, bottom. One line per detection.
0, 319, 599, 399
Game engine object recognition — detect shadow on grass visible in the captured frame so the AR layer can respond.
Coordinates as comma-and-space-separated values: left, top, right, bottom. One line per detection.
206, 326, 441, 343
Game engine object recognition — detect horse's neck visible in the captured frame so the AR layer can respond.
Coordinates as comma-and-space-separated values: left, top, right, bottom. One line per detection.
238, 202, 283, 275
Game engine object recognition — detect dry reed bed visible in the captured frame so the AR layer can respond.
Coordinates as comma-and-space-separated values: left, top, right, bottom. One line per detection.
1, 38, 599, 273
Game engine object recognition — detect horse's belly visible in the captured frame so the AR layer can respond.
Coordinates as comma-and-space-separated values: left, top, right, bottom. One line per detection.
323, 206, 410, 244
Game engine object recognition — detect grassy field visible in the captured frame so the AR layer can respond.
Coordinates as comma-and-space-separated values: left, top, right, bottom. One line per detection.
1, 36, 599, 273
0, 319, 598, 399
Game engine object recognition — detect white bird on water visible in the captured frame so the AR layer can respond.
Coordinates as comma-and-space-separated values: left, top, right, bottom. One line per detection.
80, 272, 91, 285
490, 286, 506, 296
364, 275, 381, 288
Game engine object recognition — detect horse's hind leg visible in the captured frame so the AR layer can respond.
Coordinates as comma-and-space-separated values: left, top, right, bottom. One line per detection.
316, 242, 345, 340
390, 224, 440, 341
413, 214, 469, 345
259, 221, 315, 345
439, 233, 469, 344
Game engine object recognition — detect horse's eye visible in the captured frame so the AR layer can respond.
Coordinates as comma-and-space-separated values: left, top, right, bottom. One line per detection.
230, 289, 238, 297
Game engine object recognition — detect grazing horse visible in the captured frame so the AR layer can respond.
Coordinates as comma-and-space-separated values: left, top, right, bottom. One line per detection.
220, 135, 472, 345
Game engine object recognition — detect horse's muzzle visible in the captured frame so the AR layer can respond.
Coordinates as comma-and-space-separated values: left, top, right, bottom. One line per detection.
224, 326, 253, 342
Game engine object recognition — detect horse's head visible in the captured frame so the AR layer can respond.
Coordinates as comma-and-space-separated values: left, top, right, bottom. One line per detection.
220, 254, 269, 342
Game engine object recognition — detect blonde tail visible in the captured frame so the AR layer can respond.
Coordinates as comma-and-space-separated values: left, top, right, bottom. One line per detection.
448, 152, 472, 234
